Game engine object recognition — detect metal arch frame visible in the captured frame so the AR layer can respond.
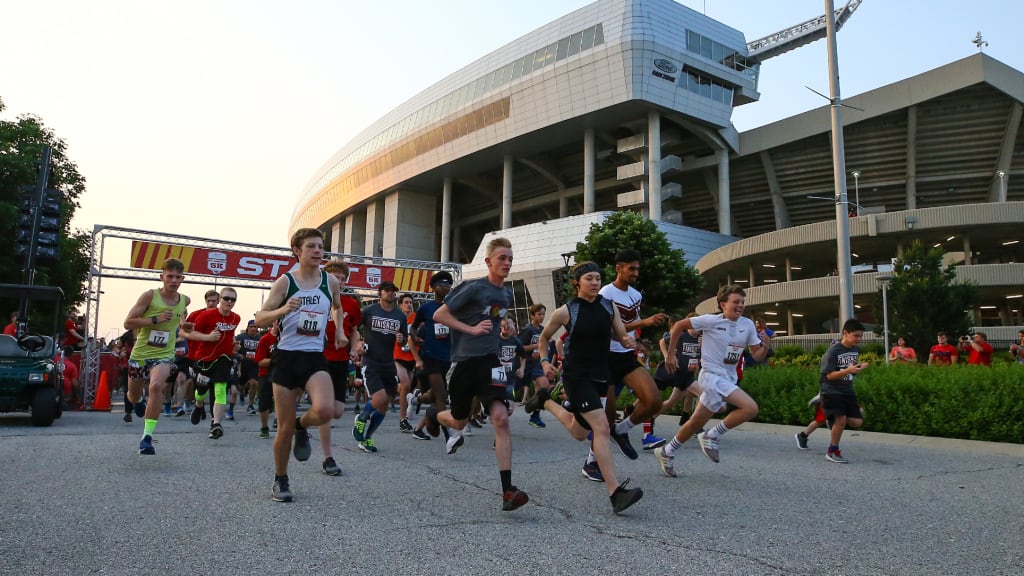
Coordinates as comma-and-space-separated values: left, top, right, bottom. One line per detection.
81, 224, 461, 408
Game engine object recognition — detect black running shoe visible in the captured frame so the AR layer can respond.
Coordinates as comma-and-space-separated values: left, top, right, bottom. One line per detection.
134, 400, 146, 418
523, 387, 550, 414
502, 486, 529, 511
190, 405, 205, 426
411, 429, 430, 440
209, 423, 224, 439
293, 429, 311, 461
610, 478, 643, 513
610, 429, 639, 460
322, 456, 341, 476
399, 418, 413, 433
272, 477, 293, 503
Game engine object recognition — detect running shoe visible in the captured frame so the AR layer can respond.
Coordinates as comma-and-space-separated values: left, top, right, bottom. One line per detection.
697, 431, 720, 463
808, 394, 822, 408
246, 405, 257, 415
411, 429, 431, 440
226, 410, 234, 421
162, 403, 172, 417
352, 414, 368, 441
610, 429, 638, 460
581, 461, 604, 482
293, 429, 312, 461
399, 418, 414, 433
528, 413, 547, 429
209, 423, 224, 439
358, 439, 378, 453
468, 416, 483, 429
190, 405, 205, 426
272, 477, 293, 503
795, 432, 809, 450
134, 400, 147, 418
138, 435, 155, 456
501, 486, 529, 511
446, 433, 464, 455
523, 387, 550, 414
406, 392, 419, 415
123, 413, 133, 423
322, 456, 342, 475
424, 406, 441, 438
609, 478, 643, 513
826, 448, 848, 464
550, 380, 565, 402
175, 405, 186, 417
641, 433, 667, 451
653, 446, 676, 478
259, 427, 270, 439
464, 421, 473, 436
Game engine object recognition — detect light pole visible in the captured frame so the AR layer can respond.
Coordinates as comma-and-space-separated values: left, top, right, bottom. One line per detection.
877, 274, 893, 365
850, 170, 861, 216
996, 170, 1007, 202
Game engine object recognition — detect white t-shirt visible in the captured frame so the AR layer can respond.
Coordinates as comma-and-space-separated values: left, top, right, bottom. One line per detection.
689, 314, 761, 381
599, 283, 642, 354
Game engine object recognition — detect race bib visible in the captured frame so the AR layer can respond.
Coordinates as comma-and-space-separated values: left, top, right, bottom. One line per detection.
148, 330, 170, 348
434, 323, 450, 338
490, 367, 508, 386
723, 345, 743, 365
296, 310, 324, 337
687, 358, 699, 371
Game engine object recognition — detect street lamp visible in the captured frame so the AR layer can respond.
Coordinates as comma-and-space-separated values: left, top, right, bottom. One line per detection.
877, 274, 893, 365
996, 170, 1007, 202
850, 170, 861, 216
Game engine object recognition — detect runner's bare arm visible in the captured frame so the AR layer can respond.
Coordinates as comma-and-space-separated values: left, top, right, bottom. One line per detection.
328, 275, 349, 349
537, 305, 568, 379
611, 306, 634, 349
123, 290, 157, 330
432, 304, 490, 336
255, 276, 298, 328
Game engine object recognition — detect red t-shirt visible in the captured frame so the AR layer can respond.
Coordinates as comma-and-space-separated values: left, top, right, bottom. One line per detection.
324, 295, 361, 362
2, 323, 15, 336
963, 341, 993, 366
185, 308, 209, 361
929, 343, 958, 365
393, 312, 416, 363
191, 308, 240, 362
255, 332, 277, 378
64, 319, 81, 346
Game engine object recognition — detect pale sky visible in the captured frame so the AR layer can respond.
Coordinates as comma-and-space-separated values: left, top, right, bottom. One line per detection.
2, 0, 1020, 339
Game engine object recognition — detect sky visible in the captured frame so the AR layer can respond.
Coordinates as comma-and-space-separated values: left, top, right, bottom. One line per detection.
2, 0, 1021, 339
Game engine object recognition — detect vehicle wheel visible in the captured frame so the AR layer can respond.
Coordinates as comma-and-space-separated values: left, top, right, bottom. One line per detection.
31, 387, 56, 427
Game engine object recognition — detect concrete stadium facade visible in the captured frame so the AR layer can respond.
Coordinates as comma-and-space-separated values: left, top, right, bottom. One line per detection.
293, 0, 1023, 335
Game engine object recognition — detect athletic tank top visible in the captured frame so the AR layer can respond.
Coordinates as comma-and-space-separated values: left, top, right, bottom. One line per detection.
131, 289, 187, 361
563, 295, 614, 381
277, 270, 333, 352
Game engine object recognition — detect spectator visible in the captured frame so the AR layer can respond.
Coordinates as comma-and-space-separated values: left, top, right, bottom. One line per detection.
60, 346, 80, 408
3, 311, 16, 336
927, 332, 958, 365
889, 336, 917, 364
959, 332, 993, 366
1009, 330, 1024, 365
64, 311, 84, 349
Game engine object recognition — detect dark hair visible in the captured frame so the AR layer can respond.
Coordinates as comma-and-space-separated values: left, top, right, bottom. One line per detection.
842, 319, 865, 333
528, 304, 546, 315
937, 331, 947, 338
715, 284, 746, 311
614, 249, 640, 264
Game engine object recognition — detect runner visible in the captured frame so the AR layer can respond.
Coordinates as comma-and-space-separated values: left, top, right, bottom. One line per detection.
182, 290, 221, 419
351, 281, 407, 453
319, 260, 361, 475
187, 287, 242, 440
518, 304, 550, 428
527, 261, 644, 513
408, 271, 454, 441
255, 228, 346, 502
425, 237, 530, 511
123, 258, 191, 455
653, 284, 770, 477
394, 293, 417, 432
235, 320, 262, 415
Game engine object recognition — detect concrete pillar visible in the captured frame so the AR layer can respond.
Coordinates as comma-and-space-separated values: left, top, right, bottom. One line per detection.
330, 220, 344, 253
365, 199, 385, 258
647, 112, 662, 221
559, 192, 568, 218
906, 105, 917, 210
344, 210, 367, 256
785, 256, 793, 282
441, 177, 452, 262
787, 306, 794, 336
584, 128, 596, 214
717, 148, 731, 235
502, 155, 513, 229
383, 190, 436, 261
748, 264, 755, 287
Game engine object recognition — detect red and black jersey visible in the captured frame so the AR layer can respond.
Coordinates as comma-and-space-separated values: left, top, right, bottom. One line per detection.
192, 308, 240, 362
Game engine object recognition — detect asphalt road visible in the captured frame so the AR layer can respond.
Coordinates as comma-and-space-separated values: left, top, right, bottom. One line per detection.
1, 404, 1021, 576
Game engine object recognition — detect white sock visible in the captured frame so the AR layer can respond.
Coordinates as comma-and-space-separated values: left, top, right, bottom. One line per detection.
586, 449, 596, 464
706, 421, 729, 440
663, 436, 684, 456
614, 417, 636, 435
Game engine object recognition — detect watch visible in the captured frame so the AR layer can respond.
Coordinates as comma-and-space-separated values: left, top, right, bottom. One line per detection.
151, 316, 158, 325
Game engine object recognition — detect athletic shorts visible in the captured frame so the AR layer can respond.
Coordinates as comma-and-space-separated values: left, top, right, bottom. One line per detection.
174, 356, 191, 377
193, 356, 231, 386
448, 354, 510, 421
608, 351, 643, 383
562, 370, 607, 414
525, 364, 545, 381
327, 360, 349, 402
419, 356, 451, 377
128, 358, 177, 383
258, 375, 274, 413
395, 358, 415, 374
821, 394, 863, 420
364, 364, 398, 397
654, 362, 695, 392
270, 349, 329, 391
240, 361, 259, 383
697, 370, 740, 413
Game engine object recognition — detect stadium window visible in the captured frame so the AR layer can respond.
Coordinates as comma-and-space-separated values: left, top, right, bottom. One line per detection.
568, 31, 583, 56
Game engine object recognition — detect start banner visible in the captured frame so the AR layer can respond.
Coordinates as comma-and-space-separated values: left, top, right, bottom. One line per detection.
130, 241, 436, 293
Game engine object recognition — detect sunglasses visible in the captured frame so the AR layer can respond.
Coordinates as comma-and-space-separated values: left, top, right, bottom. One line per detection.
221, 296, 237, 302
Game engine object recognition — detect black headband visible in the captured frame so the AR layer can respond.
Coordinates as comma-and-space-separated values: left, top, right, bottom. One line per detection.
572, 262, 601, 280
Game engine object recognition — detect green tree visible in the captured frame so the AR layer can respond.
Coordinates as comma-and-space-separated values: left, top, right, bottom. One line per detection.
0, 96, 91, 316
574, 211, 703, 316
874, 240, 976, 361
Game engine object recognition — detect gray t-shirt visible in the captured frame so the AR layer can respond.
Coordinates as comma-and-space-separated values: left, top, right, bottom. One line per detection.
360, 303, 408, 368
442, 278, 511, 362
819, 342, 859, 396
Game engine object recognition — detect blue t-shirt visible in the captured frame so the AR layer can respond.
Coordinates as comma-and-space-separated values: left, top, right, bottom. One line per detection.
413, 300, 451, 362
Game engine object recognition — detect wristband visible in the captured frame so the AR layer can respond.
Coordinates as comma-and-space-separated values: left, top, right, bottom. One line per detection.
151, 316, 158, 325
540, 357, 550, 363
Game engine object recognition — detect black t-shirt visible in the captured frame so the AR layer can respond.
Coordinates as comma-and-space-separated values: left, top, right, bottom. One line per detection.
360, 303, 408, 368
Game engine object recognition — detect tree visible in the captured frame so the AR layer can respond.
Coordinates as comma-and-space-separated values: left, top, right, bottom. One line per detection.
574, 210, 703, 316
0, 96, 92, 317
874, 240, 976, 362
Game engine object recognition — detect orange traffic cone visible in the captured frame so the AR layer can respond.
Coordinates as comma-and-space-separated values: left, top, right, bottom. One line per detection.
92, 371, 111, 411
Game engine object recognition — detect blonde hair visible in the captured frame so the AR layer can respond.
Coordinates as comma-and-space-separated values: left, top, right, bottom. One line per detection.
486, 237, 511, 256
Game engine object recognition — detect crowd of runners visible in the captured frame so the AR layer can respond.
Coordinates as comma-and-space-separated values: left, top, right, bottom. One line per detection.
119, 228, 872, 514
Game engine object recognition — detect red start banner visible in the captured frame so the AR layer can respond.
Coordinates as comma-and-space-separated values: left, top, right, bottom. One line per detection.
130, 241, 439, 293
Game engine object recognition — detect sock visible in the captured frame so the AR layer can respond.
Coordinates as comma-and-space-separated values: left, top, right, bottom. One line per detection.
586, 449, 597, 465
275, 474, 288, 483
366, 408, 385, 438
664, 436, 684, 456
614, 417, 636, 435
828, 444, 839, 453
642, 419, 653, 436
143, 418, 158, 437
228, 402, 235, 412
706, 421, 729, 440
163, 402, 171, 411
500, 469, 512, 492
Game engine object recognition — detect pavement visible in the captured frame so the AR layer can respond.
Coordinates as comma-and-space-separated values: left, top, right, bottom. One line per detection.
0, 404, 1021, 576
